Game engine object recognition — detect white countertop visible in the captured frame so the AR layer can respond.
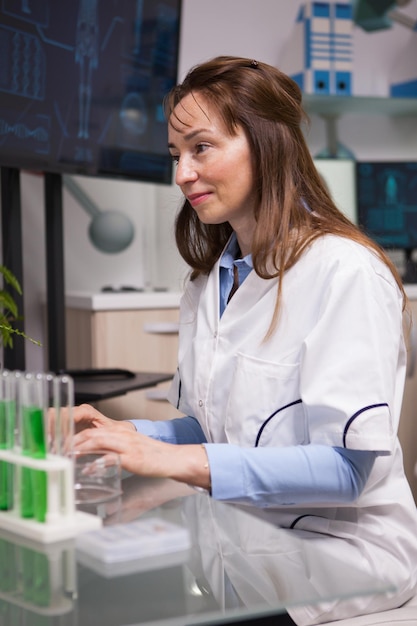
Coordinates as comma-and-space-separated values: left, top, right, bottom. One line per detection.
66, 291, 182, 311
66, 284, 417, 312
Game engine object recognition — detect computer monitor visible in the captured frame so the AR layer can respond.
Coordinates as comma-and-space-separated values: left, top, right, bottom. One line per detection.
356, 161, 417, 283
0, 0, 182, 184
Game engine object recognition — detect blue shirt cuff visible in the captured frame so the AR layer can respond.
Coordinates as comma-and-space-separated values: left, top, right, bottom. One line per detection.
129, 416, 206, 444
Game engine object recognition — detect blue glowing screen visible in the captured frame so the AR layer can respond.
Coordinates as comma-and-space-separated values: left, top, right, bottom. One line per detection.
0, 0, 181, 183
357, 162, 417, 250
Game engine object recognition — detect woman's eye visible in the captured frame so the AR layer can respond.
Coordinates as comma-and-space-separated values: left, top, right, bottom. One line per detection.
196, 143, 209, 155
171, 154, 180, 164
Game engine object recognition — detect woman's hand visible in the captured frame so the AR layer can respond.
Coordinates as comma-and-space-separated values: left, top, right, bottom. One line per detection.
47, 403, 133, 454
73, 423, 178, 476
72, 405, 211, 490
72, 403, 136, 434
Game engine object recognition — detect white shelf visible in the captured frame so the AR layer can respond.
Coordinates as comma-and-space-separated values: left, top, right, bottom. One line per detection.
304, 94, 417, 117
303, 94, 417, 158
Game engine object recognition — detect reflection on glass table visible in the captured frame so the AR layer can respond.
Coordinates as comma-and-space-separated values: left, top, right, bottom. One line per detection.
0, 530, 76, 626
0, 476, 396, 626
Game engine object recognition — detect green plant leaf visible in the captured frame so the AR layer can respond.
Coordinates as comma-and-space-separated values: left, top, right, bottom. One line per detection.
0, 290, 18, 318
0, 323, 13, 348
0, 265, 41, 348
0, 323, 41, 347
0, 265, 22, 295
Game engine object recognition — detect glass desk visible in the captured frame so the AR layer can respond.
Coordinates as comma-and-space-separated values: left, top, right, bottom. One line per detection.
0, 476, 394, 626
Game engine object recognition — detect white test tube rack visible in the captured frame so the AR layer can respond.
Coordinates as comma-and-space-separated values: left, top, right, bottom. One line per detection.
0, 450, 103, 543
0, 370, 102, 542
0, 449, 102, 542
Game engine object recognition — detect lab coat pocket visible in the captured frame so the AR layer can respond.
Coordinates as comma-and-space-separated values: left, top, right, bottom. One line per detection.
225, 352, 306, 447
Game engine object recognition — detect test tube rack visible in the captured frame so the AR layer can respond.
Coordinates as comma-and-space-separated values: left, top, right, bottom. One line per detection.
0, 370, 102, 543
0, 449, 102, 542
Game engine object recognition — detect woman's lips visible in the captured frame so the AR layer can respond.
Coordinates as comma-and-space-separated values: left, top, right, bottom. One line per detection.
187, 192, 211, 207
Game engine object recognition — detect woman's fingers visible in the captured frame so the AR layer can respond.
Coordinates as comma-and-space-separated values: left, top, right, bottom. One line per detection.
72, 403, 111, 431
73, 427, 175, 477
73, 426, 126, 453
72, 404, 137, 433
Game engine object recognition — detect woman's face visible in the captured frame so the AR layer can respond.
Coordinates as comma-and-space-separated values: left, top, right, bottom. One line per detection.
168, 92, 257, 241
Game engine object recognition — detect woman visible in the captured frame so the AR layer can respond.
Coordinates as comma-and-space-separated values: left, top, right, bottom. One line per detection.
73, 57, 417, 623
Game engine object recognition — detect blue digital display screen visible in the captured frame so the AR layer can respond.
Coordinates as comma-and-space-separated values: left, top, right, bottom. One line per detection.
357, 162, 417, 250
0, 0, 181, 183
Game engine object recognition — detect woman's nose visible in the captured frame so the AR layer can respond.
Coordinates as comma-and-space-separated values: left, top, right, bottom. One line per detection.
175, 156, 198, 186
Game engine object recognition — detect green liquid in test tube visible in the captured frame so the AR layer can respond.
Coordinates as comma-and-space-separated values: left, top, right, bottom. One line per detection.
21, 405, 47, 522
20, 405, 34, 519
20, 373, 49, 523
0, 374, 16, 510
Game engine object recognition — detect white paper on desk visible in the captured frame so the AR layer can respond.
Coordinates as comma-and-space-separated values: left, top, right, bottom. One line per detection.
76, 517, 191, 577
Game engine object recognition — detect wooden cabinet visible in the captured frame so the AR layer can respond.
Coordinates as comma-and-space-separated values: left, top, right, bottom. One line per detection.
66, 304, 183, 421
399, 297, 417, 504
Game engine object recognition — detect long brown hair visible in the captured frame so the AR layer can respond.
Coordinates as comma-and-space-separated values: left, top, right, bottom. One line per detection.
165, 56, 406, 316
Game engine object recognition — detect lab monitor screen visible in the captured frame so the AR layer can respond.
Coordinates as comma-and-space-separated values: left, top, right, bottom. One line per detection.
357, 161, 417, 250
0, 0, 181, 184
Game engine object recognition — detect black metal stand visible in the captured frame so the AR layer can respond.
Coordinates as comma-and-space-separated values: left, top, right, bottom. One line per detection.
44, 172, 66, 372
1, 167, 25, 370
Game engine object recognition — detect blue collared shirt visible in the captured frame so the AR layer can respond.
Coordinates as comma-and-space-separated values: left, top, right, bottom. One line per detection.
219, 234, 253, 316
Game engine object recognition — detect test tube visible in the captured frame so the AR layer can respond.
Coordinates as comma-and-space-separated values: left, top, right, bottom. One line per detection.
19, 372, 48, 522
52, 374, 74, 457
49, 375, 75, 520
0, 370, 19, 511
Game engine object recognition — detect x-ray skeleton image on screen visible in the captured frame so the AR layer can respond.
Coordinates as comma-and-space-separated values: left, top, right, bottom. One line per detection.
357, 161, 417, 282
0, 0, 181, 183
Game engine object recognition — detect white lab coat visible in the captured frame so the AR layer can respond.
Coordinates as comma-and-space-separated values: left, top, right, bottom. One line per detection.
168, 234, 417, 620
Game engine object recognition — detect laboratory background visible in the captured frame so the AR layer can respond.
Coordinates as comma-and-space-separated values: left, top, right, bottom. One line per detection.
1, 0, 417, 491
1, 0, 414, 367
